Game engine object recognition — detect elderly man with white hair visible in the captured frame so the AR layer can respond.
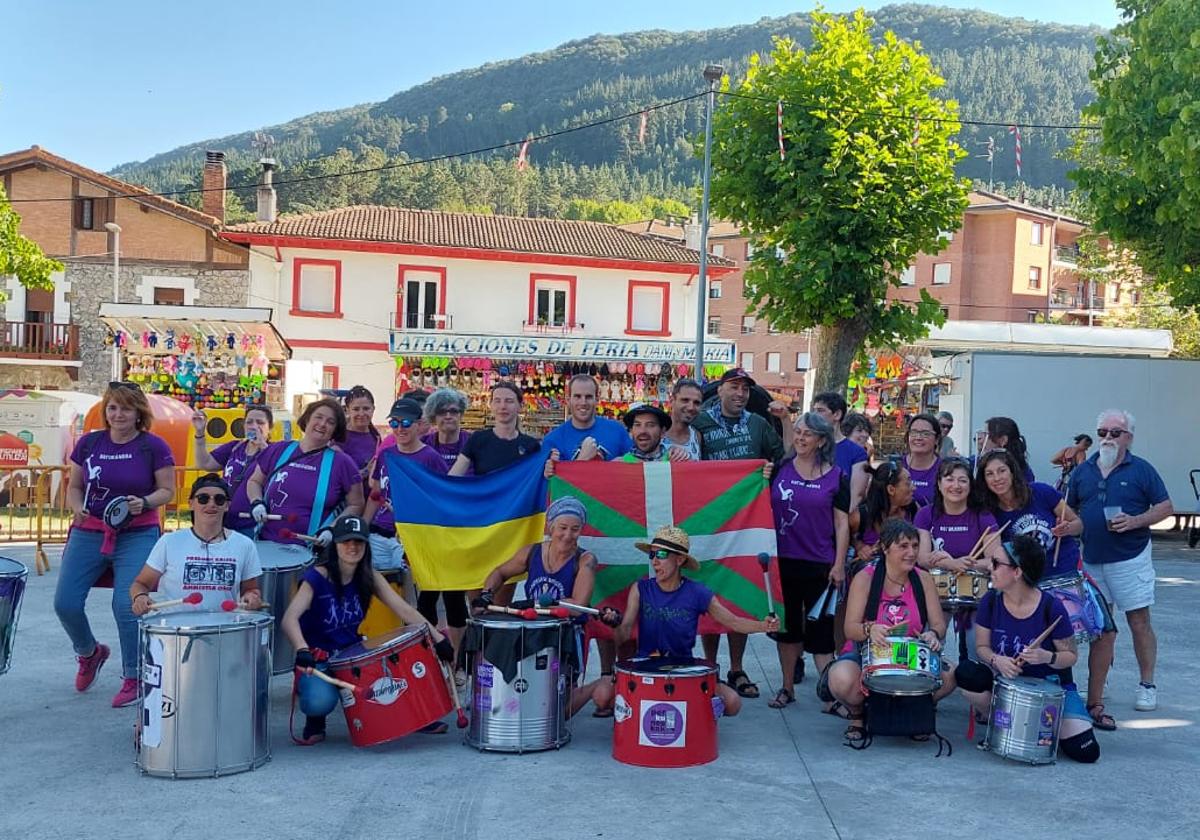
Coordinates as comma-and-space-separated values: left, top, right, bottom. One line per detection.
1059, 409, 1172, 716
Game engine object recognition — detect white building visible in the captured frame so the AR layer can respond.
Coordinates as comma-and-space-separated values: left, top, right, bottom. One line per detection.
223, 206, 736, 421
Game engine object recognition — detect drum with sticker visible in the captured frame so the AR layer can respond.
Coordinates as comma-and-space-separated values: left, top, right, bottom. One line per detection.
984, 675, 1064, 765
327, 625, 452, 748
463, 613, 576, 753
1037, 574, 1101, 645
612, 657, 718, 768
862, 636, 942, 696
136, 610, 273, 779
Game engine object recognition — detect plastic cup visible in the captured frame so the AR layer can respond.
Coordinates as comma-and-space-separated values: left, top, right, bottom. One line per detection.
1104, 506, 1123, 530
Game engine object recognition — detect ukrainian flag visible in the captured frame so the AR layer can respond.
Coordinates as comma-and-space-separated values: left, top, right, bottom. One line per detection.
383, 450, 548, 590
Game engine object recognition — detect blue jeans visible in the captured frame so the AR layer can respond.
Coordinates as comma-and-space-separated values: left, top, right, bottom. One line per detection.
54, 526, 160, 679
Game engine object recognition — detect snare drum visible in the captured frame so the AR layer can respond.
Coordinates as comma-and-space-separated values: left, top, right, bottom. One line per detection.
137, 611, 273, 778
327, 625, 452, 748
985, 675, 1064, 765
0, 557, 28, 676
1037, 574, 1100, 645
862, 636, 942, 695
612, 657, 718, 768
255, 540, 313, 674
931, 568, 988, 609
464, 613, 576, 753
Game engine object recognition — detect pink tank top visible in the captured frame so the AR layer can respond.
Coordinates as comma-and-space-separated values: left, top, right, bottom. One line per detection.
842, 562, 925, 654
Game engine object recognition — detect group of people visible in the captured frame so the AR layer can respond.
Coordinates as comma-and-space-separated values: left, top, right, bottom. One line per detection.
52, 369, 1172, 763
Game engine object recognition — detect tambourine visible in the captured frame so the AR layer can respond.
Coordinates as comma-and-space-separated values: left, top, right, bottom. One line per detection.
103, 496, 134, 530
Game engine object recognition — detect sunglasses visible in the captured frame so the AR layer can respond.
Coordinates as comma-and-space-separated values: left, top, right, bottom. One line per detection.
649, 548, 672, 559
436, 408, 462, 417
388, 417, 418, 429
108, 381, 142, 392
193, 493, 229, 506
1096, 428, 1128, 439
939, 423, 953, 430
990, 559, 1018, 571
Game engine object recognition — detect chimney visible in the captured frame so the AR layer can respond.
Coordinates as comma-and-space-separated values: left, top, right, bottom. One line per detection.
684, 214, 702, 251
256, 158, 277, 223
201, 150, 226, 223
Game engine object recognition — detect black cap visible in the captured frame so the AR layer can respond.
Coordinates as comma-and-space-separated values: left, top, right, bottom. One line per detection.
718, 367, 756, 387
388, 398, 423, 421
331, 516, 368, 543
190, 472, 231, 498
622, 403, 672, 431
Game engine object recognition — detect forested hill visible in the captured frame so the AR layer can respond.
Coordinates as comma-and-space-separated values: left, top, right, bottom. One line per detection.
111, 4, 1103, 220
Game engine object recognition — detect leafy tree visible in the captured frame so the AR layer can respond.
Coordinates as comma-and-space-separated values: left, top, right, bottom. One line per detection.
1106, 287, 1200, 358
1070, 0, 1200, 303
709, 10, 969, 392
0, 184, 62, 296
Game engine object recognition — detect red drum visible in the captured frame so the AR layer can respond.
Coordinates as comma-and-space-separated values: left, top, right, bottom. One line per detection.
327, 625, 452, 748
612, 657, 718, 768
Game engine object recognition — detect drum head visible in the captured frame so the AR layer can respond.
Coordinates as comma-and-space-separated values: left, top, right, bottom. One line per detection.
141, 610, 272, 634
470, 613, 564, 631
0, 557, 28, 578
329, 624, 428, 666
616, 656, 715, 677
103, 497, 132, 530
255, 541, 313, 571
996, 675, 1065, 699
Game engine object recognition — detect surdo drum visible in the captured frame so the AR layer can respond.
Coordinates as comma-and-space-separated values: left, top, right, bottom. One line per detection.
931, 568, 989, 610
1037, 574, 1102, 645
985, 675, 1065, 765
137, 611, 273, 778
612, 657, 719, 768
862, 636, 943, 696
0, 557, 28, 676
254, 541, 313, 674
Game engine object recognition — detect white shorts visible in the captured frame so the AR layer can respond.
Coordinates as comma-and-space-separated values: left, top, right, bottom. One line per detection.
1084, 540, 1155, 613
369, 533, 408, 572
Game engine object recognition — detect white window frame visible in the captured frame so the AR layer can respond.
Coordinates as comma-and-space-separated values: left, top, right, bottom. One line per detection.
766, 352, 781, 373
1030, 222, 1044, 246
706, 315, 721, 337
709, 280, 723, 299
900, 265, 916, 286
739, 352, 755, 372
534, 279, 570, 327
405, 276, 440, 330
711, 244, 725, 258
1028, 266, 1042, 289
932, 263, 952, 286
740, 315, 755, 334
628, 282, 668, 335
137, 275, 198, 306
795, 352, 811, 371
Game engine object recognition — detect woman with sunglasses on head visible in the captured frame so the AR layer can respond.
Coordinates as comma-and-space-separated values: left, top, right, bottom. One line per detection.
421, 388, 472, 472
850, 460, 917, 565
954, 534, 1099, 763
982, 416, 1035, 482
55, 381, 176, 708
340, 385, 381, 488
130, 474, 263, 616
901, 413, 942, 507
827, 520, 952, 745
192, 404, 274, 537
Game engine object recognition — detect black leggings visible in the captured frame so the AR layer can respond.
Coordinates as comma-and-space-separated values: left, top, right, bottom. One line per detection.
777, 559, 835, 654
417, 590, 468, 629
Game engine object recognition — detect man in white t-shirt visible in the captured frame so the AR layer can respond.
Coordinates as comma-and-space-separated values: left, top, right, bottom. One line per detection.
131, 474, 263, 614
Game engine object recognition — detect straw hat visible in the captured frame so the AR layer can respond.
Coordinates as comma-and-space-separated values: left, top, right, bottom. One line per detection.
634, 525, 699, 570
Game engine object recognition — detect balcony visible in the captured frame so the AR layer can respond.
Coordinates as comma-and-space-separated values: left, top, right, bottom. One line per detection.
393, 312, 453, 330
1049, 289, 1104, 311
521, 320, 586, 334
0, 322, 80, 360
1054, 244, 1081, 265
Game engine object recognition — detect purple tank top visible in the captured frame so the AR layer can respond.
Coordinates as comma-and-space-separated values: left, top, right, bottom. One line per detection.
635, 577, 714, 658
526, 542, 581, 603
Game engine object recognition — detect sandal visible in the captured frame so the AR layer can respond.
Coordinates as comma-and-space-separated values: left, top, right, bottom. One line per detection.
822, 700, 851, 720
592, 706, 614, 718
767, 688, 795, 709
727, 670, 760, 699
1087, 703, 1117, 731
843, 713, 866, 745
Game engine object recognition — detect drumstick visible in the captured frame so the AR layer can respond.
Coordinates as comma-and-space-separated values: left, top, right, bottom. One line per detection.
280, 528, 320, 543
970, 521, 1012, 561
486, 604, 539, 620
1052, 536, 1062, 567
1017, 616, 1062, 662
145, 592, 203, 611
554, 601, 602, 617
221, 599, 271, 612
435, 656, 469, 729
758, 552, 776, 617
302, 667, 357, 693
238, 512, 287, 521
966, 526, 993, 560
533, 607, 571, 619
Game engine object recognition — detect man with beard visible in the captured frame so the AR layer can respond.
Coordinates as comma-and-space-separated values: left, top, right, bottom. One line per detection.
543, 374, 631, 463
621, 404, 691, 462
692, 368, 784, 700
664, 378, 704, 460
1062, 409, 1172, 713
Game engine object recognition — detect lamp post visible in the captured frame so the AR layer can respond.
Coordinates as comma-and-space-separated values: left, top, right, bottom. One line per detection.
693, 63, 723, 385
104, 222, 122, 378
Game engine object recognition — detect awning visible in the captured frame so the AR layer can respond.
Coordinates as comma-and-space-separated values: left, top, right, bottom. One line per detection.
99, 304, 291, 360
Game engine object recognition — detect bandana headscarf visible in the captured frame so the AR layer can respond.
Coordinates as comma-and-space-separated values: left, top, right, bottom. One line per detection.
546, 496, 587, 527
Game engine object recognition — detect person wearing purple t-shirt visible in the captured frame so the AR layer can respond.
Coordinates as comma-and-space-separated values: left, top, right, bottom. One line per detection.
902, 413, 942, 508
340, 385, 382, 490
55, 382, 176, 709
591, 526, 779, 720
851, 461, 916, 564
954, 535, 1099, 763
191, 403, 274, 534
916, 459, 1003, 572
420, 387, 472, 471
767, 411, 850, 709
245, 397, 364, 550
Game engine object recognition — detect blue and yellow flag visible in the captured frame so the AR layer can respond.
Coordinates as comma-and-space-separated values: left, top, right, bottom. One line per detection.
384, 450, 548, 590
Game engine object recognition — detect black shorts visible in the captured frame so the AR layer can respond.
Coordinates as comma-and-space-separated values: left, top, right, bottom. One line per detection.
777, 558, 835, 654
417, 589, 468, 629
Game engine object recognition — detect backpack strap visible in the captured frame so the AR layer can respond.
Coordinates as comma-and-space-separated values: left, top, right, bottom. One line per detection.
864, 561, 887, 623
909, 569, 928, 631
308, 447, 338, 534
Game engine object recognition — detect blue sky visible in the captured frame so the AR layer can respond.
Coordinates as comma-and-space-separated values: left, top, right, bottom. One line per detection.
0, 1, 1121, 172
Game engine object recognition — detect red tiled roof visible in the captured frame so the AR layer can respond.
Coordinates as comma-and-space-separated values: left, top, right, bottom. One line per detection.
227, 206, 734, 267
0, 146, 221, 229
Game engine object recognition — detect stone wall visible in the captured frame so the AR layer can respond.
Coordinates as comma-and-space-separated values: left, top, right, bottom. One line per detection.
69, 261, 250, 395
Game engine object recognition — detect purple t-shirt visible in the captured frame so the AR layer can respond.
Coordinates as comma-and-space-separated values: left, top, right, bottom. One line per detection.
913, 506, 999, 559
210, 439, 269, 528
902, 456, 940, 508
70, 431, 174, 517
257, 441, 361, 545
771, 461, 850, 563
370, 443, 447, 532
341, 429, 379, 480
298, 567, 365, 652
636, 577, 714, 658
993, 482, 1081, 579
977, 589, 1072, 681
421, 429, 471, 470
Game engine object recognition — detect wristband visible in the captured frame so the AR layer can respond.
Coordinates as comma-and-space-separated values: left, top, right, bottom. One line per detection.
141, 496, 151, 511
134, 592, 149, 602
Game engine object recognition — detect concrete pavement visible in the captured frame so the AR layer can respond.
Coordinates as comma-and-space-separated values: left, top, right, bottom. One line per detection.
2, 537, 1197, 840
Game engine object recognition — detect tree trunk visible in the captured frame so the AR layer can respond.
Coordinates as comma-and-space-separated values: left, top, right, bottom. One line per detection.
811, 318, 870, 396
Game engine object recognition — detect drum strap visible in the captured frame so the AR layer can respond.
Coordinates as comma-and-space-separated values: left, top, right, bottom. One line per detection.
309, 448, 337, 535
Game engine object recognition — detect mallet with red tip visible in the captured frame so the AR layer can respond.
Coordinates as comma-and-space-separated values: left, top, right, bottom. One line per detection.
220, 599, 272, 612
238, 512, 296, 522
758, 552, 778, 620
145, 592, 203, 611
280, 528, 321, 543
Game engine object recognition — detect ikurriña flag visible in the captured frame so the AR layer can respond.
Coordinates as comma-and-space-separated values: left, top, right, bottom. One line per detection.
384, 449, 548, 590
549, 459, 783, 636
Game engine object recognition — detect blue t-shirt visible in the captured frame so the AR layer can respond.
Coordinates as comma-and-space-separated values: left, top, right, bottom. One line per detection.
636, 577, 714, 658
542, 417, 632, 461
298, 567, 366, 653
1067, 453, 1170, 565
834, 437, 868, 482
526, 542, 581, 604
992, 482, 1081, 579
977, 589, 1072, 681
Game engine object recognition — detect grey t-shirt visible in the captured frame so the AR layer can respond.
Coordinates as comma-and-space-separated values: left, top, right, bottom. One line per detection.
145, 528, 263, 610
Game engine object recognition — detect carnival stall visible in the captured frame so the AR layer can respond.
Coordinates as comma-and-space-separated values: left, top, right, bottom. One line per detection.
847, 351, 944, 456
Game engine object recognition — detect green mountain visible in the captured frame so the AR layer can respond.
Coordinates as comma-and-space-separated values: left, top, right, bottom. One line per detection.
111, 4, 1103, 219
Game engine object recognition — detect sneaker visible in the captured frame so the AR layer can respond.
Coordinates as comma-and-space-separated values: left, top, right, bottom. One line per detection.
1134, 682, 1158, 712
74, 643, 110, 692
112, 678, 139, 708
295, 731, 326, 746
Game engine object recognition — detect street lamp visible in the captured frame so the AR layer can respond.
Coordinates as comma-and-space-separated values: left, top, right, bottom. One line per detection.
693, 63, 724, 384
104, 222, 121, 378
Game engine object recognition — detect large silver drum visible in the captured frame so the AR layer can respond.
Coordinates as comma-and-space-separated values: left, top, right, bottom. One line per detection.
0, 556, 28, 676
137, 611, 273, 779
985, 675, 1064, 765
464, 613, 576, 753
255, 541, 312, 674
